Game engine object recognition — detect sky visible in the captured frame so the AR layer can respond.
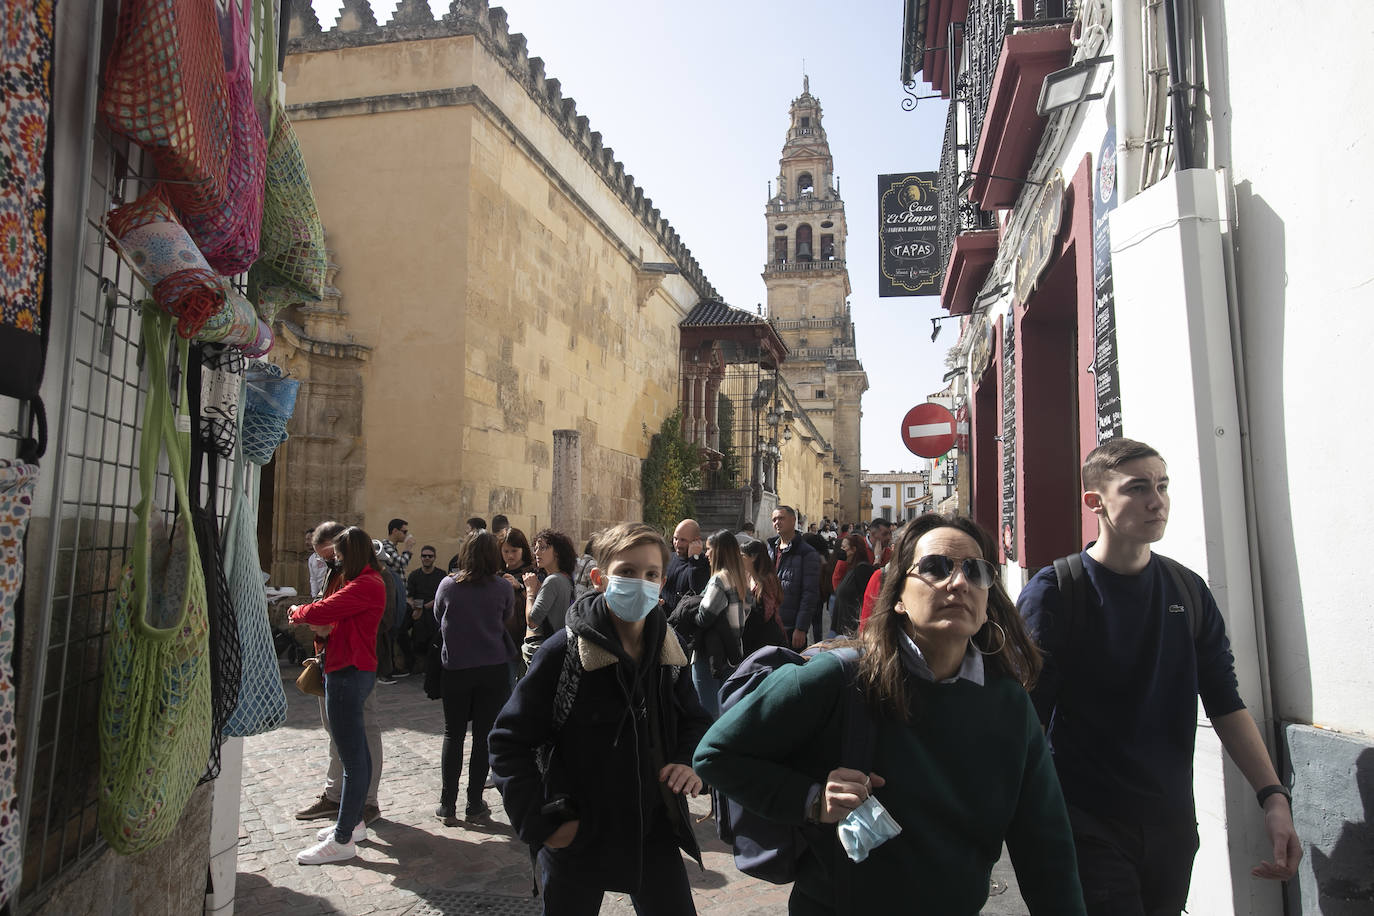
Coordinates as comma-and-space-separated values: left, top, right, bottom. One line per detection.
313, 0, 954, 474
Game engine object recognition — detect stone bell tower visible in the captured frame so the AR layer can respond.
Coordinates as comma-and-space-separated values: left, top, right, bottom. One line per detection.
764, 77, 868, 522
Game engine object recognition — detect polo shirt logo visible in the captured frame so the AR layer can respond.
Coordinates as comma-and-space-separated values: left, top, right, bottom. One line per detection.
1168, 604, 1186, 614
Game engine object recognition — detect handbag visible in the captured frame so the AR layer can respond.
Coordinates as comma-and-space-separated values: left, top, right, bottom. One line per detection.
0, 0, 55, 402
178, 0, 266, 273
99, 0, 231, 216
295, 656, 325, 697
249, 101, 328, 310
107, 187, 226, 338
97, 308, 213, 855
187, 347, 242, 782
241, 361, 299, 464
0, 461, 39, 907
222, 426, 288, 735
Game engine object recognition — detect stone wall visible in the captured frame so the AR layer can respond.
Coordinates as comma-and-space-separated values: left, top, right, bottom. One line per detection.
282, 11, 700, 564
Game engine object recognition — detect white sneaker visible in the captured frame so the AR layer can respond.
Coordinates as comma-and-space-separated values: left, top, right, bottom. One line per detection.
297, 836, 356, 865
316, 821, 366, 844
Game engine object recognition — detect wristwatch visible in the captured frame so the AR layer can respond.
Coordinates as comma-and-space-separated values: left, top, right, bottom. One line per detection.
1255, 784, 1291, 809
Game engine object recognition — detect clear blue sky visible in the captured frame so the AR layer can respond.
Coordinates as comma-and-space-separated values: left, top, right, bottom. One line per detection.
313, 0, 954, 474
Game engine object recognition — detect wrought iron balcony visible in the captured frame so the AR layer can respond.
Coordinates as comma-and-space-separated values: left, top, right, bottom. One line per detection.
937, 101, 996, 275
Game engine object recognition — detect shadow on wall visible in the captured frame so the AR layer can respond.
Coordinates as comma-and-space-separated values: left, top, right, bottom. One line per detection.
1308, 749, 1374, 914
1231, 182, 1312, 722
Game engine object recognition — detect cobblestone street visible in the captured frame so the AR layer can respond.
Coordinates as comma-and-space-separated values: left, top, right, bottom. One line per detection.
236, 666, 1028, 915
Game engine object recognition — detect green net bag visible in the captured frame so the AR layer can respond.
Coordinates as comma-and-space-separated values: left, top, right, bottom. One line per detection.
249, 101, 327, 310
98, 308, 213, 855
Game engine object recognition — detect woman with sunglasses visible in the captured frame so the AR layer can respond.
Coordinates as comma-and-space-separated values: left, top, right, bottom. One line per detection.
695, 514, 1085, 914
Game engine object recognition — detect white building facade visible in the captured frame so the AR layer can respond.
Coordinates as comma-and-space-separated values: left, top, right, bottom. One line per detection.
904, 1, 1374, 912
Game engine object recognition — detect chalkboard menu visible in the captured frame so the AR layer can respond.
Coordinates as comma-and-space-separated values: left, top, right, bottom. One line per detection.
1093, 128, 1123, 442
1001, 318, 1017, 561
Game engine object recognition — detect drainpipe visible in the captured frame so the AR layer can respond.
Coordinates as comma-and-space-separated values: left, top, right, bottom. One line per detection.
1162, 0, 1195, 170
1111, 0, 1145, 201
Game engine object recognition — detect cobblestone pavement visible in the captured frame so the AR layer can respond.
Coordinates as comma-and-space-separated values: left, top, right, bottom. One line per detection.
237, 666, 1029, 915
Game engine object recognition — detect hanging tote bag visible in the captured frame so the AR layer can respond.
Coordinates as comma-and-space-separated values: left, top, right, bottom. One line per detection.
178, 0, 266, 274
222, 386, 287, 737
0, 461, 39, 907
241, 361, 299, 465
99, 0, 231, 217
97, 309, 213, 855
107, 187, 226, 338
186, 346, 242, 783
248, 103, 328, 312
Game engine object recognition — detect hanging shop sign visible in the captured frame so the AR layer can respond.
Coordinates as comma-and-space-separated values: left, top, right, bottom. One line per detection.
1092, 127, 1124, 442
878, 172, 941, 297
969, 315, 995, 380
1012, 170, 1065, 308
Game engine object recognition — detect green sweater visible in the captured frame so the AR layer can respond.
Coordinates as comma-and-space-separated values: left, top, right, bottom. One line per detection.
694, 652, 1085, 915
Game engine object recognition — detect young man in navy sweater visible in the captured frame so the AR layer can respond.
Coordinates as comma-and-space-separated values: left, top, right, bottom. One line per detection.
1017, 438, 1299, 914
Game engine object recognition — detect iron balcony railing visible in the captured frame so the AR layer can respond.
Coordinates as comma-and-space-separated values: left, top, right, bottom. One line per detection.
937, 100, 997, 275
962, 0, 1075, 163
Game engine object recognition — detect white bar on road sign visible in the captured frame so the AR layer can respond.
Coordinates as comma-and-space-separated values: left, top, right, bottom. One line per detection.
908, 422, 953, 438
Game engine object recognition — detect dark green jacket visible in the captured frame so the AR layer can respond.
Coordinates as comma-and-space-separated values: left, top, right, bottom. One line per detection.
694, 651, 1085, 915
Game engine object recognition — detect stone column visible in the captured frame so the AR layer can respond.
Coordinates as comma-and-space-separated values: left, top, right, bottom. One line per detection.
551, 429, 582, 540
689, 370, 705, 446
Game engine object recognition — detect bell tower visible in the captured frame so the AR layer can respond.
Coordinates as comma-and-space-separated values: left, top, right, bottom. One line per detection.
764, 77, 868, 522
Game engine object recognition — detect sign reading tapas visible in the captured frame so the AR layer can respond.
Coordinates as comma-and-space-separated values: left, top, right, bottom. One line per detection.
1012, 170, 1065, 308
878, 172, 941, 297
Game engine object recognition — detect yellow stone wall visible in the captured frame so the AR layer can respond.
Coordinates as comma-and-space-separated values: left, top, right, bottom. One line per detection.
282, 30, 705, 561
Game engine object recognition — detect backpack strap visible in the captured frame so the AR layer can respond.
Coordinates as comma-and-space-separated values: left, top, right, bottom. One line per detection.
1052, 552, 1087, 640
536, 629, 583, 777
1156, 555, 1204, 642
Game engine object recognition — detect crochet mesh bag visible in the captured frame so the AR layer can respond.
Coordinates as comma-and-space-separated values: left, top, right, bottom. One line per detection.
178, 0, 266, 274
98, 0, 230, 216
242, 361, 299, 465
97, 309, 212, 855
249, 101, 328, 309
223, 430, 287, 737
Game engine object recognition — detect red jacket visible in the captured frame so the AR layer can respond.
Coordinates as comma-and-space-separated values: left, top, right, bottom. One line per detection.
290, 567, 386, 673
857, 567, 885, 632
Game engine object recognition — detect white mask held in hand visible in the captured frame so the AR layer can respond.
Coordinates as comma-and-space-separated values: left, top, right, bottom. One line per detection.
837, 794, 902, 863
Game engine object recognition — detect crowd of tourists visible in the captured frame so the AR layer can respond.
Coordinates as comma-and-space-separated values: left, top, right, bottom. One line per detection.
282, 438, 1300, 916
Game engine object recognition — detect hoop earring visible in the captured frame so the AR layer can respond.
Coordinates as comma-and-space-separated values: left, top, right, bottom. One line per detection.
972, 620, 1006, 656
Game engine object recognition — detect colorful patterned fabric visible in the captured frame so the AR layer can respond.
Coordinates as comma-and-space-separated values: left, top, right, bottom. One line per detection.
0, 0, 56, 399
0, 461, 38, 908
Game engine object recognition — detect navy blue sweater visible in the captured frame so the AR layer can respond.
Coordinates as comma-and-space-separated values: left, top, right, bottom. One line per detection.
1018, 550, 1244, 823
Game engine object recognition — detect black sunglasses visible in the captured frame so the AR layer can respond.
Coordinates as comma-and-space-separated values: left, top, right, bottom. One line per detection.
908, 554, 998, 589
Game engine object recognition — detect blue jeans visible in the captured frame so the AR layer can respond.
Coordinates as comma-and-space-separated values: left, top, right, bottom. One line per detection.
324, 666, 375, 843
690, 656, 721, 719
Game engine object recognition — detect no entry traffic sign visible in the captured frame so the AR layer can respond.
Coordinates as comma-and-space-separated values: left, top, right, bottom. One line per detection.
901, 403, 957, 458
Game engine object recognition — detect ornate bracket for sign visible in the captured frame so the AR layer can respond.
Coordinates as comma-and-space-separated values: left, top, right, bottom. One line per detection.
901, 80, 943, 112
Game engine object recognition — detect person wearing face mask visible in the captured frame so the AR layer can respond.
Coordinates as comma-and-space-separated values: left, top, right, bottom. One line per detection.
695, 514, 1086, 914
489, 522, 711, 915
293, 521, 387, 828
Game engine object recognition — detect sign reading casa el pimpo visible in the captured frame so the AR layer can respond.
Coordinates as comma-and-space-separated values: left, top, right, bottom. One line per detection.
878, 172, 941, 297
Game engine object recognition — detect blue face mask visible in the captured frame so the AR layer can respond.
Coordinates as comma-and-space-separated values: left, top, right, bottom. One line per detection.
604, 576, 660, 622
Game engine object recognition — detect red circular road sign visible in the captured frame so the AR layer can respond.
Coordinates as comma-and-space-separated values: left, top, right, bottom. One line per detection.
901, 403, 958, 458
